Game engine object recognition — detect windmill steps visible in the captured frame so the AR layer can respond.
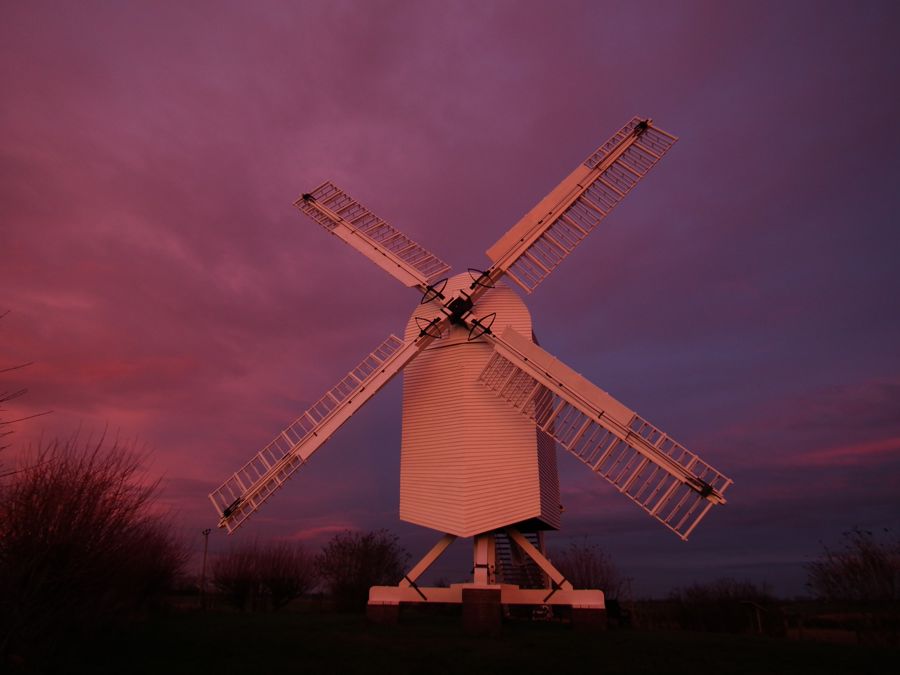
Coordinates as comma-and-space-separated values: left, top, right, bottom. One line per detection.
494, 530, 546, 590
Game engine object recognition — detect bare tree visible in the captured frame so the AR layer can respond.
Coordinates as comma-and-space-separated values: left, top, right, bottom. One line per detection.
0, 381, 26, 454
552, 540, 626, 599
211, 542, 261, 611
316, 529, 409, 612
806, 527, 899, 604
0, 434, 187, 668
669, 578, 774, 633
259, 541, 317, 610
211, 540, 317, 611
0, 309, 50, 457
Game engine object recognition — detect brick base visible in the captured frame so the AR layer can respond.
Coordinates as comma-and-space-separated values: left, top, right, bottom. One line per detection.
461, 588, 502, 636
366, 602, 400, 624
571, 607, 608, 632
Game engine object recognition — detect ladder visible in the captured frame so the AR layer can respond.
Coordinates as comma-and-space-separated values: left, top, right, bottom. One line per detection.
494, 530, 547, 589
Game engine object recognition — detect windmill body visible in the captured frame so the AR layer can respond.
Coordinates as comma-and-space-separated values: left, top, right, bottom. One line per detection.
400, 274, 560, 537
207, 117, 733, 626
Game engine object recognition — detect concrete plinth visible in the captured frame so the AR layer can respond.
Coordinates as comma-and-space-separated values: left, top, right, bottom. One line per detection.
462, 588, 502, 636
366, 602, 400, 624
571, 607, 607, 632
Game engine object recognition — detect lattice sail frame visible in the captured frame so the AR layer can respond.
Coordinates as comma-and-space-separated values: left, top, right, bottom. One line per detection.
486, 117, 677, 293
211, 116, 733, 539
210, 334, 421, 532
479, 327, 732, 540
295, 181, 451, 288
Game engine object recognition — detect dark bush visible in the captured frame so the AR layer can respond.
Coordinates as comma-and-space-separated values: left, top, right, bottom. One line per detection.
316, 529, 409, 612
669, 578, 776, 633
0, 435, 187, 668
806, 527, 899, 604
260, 541, 318, 610
551, 540, 626, 599
211, 543, 261, 611
806, 528, 900, 645
211, 540, 317, 611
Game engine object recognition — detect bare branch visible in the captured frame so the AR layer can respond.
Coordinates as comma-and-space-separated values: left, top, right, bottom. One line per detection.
0, 410, 53, 426
0, 362, 34, 374
0, 436, 187, 666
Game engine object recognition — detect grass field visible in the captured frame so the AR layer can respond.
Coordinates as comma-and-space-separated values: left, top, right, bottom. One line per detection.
66, 609, 895, 675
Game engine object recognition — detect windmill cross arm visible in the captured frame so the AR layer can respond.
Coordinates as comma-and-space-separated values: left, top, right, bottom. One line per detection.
295, 181, 451, 290
209, 329, 440, 533
479, 326, 732, 540
482, 117, 677, 294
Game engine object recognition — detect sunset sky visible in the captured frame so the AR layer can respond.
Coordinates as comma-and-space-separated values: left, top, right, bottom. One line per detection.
3, 0, 899, 596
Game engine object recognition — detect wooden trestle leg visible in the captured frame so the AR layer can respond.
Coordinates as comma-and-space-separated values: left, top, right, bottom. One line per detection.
367, 529, 606, 632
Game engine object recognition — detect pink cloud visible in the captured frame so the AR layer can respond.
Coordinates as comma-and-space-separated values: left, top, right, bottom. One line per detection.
283, 523, 360, 545
792, 436, 900, 468
3, 0, 900, 598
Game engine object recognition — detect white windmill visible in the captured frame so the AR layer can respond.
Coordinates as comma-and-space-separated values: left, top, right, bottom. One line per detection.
209, 117, 732, 626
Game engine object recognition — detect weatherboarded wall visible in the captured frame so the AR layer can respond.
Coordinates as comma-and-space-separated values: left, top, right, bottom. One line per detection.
400, 276, 561, 537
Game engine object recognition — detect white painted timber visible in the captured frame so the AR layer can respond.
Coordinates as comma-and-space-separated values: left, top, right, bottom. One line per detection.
480, 326, 732, 540
295, 181, 451, 288
212, 115, 732, 560
485, 117, 677, 293
369, 583, 604, 608
211, 333, 433, 533
400, 273, 561, 537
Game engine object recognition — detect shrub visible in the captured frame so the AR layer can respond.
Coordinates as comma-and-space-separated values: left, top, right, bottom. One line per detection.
211, 541, 317, 611
551, 540, 626, 599
316, 529, 409, 611
0, 435, 186, 667
260, 541, 318, 610
806, 528, 900, 645
806, 527, 899, 604
211, 543, 261, 611
669, 578, 775, 633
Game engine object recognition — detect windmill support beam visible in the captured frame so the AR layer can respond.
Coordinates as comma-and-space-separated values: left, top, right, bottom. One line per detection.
367, 531, 605, 630
216, 116, 726, 637
472, 533, 495, 585
368, 584, 604, 608
400, 533, 456, 587
505, 527, 572, 593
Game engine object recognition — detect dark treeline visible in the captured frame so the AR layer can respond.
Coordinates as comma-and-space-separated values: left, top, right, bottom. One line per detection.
0, 436, 187, 671
208, 529, 408, 613
0, 434, 417, 671
2, 432, 898, 673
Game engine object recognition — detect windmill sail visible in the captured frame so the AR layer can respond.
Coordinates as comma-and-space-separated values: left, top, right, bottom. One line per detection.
479, 327, 731, 540
295, 181, 451, 289
485, 117, 677, 293
210, 333, 429, 533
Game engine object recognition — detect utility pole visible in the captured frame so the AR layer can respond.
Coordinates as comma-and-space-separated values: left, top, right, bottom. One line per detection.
200, 528, 212, 610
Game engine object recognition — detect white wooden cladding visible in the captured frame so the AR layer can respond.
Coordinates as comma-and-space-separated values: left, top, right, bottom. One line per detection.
479, 327, 732, 540
294, 181, 451, 288
485, 117, 677, 294
536, 427, 560, 531
210, 334, 417, 533
400, 276, 561, 537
